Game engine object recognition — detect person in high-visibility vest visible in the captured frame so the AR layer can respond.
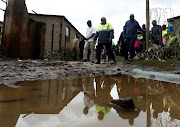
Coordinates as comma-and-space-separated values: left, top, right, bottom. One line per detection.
94, 17, 116, 64
134, 31, 142, 55
167, 24, 177, 46
162, 25, 169, 46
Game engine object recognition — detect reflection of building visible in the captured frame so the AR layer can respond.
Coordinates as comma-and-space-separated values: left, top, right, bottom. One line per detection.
0, 78, 82, 127
0, 75, 180, 127
29, 14, 85, 52
0, 21, 3, 45
168, 16, 180, 44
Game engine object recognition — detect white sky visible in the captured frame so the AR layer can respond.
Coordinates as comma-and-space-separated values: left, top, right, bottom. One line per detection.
0, 0, 180, 43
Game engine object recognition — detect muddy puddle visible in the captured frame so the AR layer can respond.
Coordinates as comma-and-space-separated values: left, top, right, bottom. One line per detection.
0, 75, 180, 127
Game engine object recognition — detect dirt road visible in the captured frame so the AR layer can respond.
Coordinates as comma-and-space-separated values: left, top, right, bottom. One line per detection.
0, 59, 179, 86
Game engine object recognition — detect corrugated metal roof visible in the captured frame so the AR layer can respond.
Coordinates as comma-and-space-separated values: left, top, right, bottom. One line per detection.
167, 16, 180, 21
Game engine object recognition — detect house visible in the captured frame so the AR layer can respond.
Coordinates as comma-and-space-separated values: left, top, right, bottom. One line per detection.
2, 0, 46, 59
29, 13, 85, 53
0, 21, 3, 45
167, 16, 180, 44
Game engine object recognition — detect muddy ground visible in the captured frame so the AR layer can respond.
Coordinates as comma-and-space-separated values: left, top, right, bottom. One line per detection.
0, 59, 180, 86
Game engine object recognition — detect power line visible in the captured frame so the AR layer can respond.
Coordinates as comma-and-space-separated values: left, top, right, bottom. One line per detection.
150, 7, 174, 26
0, 0, 7, 4
0, 8, 5, 11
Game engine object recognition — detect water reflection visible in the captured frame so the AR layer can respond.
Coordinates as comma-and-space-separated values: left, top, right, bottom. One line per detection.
0, 75, 179, 127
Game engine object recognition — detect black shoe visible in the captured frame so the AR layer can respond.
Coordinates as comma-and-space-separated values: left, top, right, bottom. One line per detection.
95, 61, 100, 64
127, 59, 134, 64
129, 59, 134, 62
83, 59, 87, 62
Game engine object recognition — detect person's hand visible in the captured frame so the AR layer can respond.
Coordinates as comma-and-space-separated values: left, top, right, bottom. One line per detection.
124, 38, 126, 43
109, 38, 112, 42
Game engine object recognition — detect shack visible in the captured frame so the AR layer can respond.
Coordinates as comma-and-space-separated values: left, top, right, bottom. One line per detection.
29, 13, 85, 53
167, 16, 180, 45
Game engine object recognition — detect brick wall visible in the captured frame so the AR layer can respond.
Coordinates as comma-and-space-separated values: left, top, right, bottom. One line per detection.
30, 14, 84, 53
168, 18, 180, 45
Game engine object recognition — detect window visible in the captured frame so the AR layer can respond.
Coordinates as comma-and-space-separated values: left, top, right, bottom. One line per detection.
65, 26, 70, 42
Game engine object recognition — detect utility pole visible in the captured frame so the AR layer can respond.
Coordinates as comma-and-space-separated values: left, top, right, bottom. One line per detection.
146, 0, 150, 58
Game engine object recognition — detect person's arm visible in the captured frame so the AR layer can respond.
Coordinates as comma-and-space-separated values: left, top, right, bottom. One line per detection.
118, 33, 122, 44
159, 26, 162, 40
86, 33, 95, 40
137, 21, 143, 32
124, 22, 127, 38
109, 24, 114, 40
93, 31, 99, 41
106, 24, 114, 42
109, 30, 114, 42
87, 27, 97, 40
151, 28, 154, 40
118, 32, 123, 44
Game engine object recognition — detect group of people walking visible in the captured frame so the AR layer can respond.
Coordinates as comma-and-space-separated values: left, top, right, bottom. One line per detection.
118, 14, 144, 62
81, 17, 116, 64
76, 14, 176, 64
81, 14, 141, 64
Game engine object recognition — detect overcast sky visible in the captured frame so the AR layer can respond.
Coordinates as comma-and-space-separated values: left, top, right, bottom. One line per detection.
0, 0, 180, 43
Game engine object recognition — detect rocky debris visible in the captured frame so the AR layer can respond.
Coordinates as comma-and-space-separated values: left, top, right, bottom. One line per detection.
110, 97, 135, 110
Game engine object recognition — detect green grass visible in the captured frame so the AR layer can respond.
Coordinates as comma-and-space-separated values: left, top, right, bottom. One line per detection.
115, 56, 124, 62
115, 56, 180, 69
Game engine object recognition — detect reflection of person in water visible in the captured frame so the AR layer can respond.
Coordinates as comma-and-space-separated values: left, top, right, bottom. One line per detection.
94, 76, 116, 121
113, 105, 139, 126
133, 78, 147, 113
83, 92, 95, 115
151, 82, 164, 118
165, 84, 180, 121
115, 75, 143, 125
82, 77, 96, 115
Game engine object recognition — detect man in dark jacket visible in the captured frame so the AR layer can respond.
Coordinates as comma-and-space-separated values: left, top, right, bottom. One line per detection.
94, 17, 116, 64
124, 14, 142, 61
139, 24, 146, 52
151, 20, 162, 45
118, 26, 128, 60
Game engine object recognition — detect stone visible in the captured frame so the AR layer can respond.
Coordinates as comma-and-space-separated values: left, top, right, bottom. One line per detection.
110, 97, 135, 110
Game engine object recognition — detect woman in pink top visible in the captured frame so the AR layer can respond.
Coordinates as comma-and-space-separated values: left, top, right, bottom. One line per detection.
134, 31, 142, 55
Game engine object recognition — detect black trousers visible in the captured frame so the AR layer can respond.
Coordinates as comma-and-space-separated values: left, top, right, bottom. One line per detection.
126, 37, 136, 60
79, 48, 84, 60
96, 43, 115, 62
121, 41, 128, 60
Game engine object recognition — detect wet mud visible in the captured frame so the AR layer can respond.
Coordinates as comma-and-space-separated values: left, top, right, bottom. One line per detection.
0, 59, 180, 86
